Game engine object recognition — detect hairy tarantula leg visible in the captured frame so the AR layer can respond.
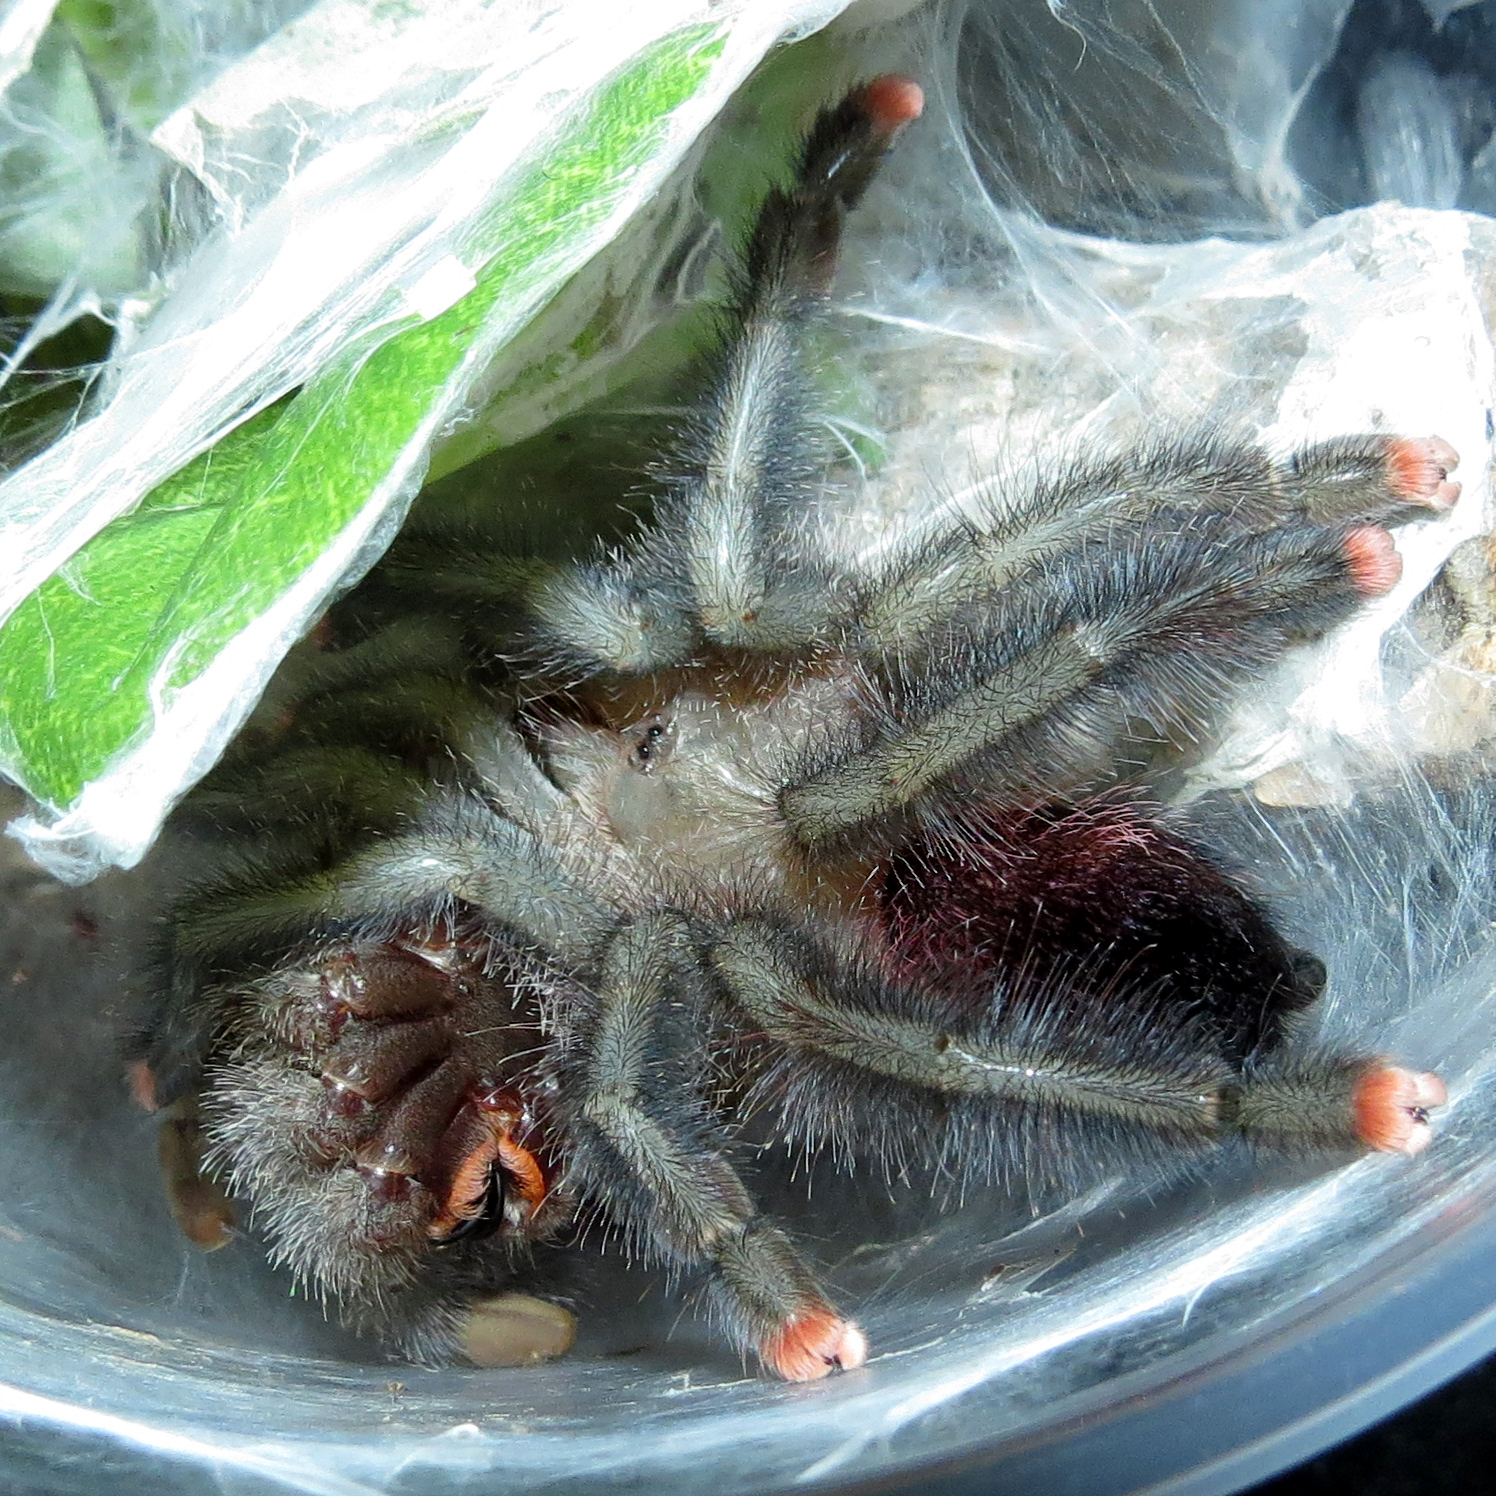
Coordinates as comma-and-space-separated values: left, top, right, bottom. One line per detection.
684, 75, 923, 653
564, 912, 865, 1380
171, 794, 612, 968
783, 514, 1425, 848
710, 919, 1231, 1142
1231, 1059, 1448, 1156
710, 921, 1447, 1159
1279, 434, 1461, 526
451, 709, 576, 833
671, 75, 923, 656
517, 78, 922, 673
520, 558, 700, 676
334, 799, 614, 963
858, 435, 1460, 658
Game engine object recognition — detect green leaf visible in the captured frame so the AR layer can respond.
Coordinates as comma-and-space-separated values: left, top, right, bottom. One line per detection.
0, 22, 726, 816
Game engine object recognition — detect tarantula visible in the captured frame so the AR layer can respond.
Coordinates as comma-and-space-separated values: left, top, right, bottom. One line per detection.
130, 75, 1458, 1381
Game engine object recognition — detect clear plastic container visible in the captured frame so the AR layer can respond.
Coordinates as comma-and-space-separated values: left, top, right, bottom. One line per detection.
5, 781, 1496, 1495
5, 2, 1496, 1492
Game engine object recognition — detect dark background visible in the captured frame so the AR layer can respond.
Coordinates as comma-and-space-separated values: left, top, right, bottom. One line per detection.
1250, 1351, 1495, 1494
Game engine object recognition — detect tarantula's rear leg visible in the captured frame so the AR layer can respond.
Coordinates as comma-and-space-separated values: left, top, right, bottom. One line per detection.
526, 77, 924, 673
560, 912, 865, 1380
178, 918, 583, 1367
134, 793, 627, 1362
782, 436, 1459, 849
707, 918, 1445, 1185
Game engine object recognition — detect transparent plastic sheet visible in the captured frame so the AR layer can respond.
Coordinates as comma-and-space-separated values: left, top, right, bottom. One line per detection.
833, 0, 1494, 803
0, 2, 317, 302
0, 0, 855, 881
3, 2, 1496, 1495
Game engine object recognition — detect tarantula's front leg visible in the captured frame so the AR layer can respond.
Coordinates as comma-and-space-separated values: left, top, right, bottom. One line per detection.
526, 76, 924, 673
708, 918, 1445, 1182
139, 790, 620, 1365
782, 435, 1459, 849
858, 434, 1461, 660
559, 911, 866, 1380
168, 791, 615, 974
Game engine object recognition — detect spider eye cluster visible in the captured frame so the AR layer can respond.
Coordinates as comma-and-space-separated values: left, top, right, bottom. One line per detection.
628, 719, 672, 772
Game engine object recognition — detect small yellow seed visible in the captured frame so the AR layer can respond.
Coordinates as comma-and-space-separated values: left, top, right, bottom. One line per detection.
462, 1294, 577, 1367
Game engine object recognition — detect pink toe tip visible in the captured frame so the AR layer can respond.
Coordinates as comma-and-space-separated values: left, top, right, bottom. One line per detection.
763, 1308, 869, 1381
860, 75, 924, 132
1344, 525, 1403, 597
1388, 437, 1461, 508
1354, 1064, 1447, 1156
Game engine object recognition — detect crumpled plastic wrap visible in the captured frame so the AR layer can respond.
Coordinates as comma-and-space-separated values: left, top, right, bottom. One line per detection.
828, 0, 1495, 808
0, 0, 858, 881
832, 197, 1494, 803
4, 2, 1496, 1494
0, 0, 837, 605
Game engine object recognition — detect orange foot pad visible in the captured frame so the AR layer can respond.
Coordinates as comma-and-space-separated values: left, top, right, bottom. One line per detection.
1387, 436, 1461, 510
859, 75, 925, 134
1353, 1065, 1448, 1155
1344, 525, 1403, 597
761, 1307, 869, 1382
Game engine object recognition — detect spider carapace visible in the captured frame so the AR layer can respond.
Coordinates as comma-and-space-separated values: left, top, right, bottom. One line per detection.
131, 75, 1456, 1380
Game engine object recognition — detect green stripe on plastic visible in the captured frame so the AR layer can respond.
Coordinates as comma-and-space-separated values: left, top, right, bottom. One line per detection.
0, 23, 725, 811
